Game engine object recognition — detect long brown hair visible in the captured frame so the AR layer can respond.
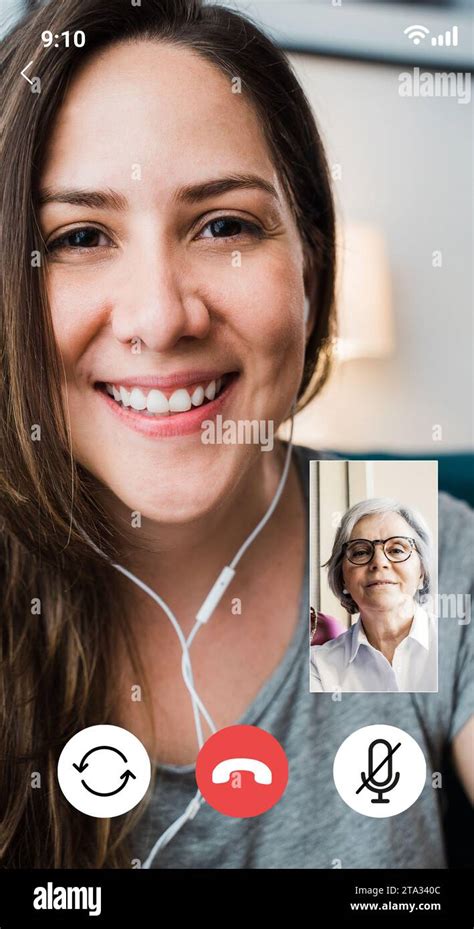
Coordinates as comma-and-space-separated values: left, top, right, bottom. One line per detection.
0, 0, 336, 867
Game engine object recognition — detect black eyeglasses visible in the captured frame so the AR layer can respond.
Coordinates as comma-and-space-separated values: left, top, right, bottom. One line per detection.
343, 536, 417, 565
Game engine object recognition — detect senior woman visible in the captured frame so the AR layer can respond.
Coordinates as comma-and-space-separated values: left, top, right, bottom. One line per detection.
310, 499, 437, 693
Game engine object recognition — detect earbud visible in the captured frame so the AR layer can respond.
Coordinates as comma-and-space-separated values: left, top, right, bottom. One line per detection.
303, 295, 310, 324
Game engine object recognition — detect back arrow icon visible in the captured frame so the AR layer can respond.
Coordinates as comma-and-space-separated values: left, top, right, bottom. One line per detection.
21, 61, 34, 84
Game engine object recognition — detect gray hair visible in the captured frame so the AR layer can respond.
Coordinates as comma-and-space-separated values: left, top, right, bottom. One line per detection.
325, 498, 433, 614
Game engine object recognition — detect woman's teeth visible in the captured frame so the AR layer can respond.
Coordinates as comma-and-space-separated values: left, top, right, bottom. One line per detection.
104, 378, 224, 416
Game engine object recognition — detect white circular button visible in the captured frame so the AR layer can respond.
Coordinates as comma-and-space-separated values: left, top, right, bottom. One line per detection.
333, 724, 427, 818
57, 725, 151, 817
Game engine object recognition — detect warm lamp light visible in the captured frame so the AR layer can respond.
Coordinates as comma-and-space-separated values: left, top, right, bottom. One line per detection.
334, 223, 394, 361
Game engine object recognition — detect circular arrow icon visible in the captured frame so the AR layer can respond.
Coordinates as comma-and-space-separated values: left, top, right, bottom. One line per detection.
58, 725, 151, 817
72, 745, 137, 796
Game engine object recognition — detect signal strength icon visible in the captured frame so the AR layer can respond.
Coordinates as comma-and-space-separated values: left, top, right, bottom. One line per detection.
404, 24, 430, 46
431, 26, 458, 47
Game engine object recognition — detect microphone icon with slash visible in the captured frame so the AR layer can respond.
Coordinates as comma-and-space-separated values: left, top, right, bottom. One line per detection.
356, 738, 401, 804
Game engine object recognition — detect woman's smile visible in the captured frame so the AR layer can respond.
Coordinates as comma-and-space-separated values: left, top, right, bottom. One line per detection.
93, 371, 239, 438
365, 580, 398, 587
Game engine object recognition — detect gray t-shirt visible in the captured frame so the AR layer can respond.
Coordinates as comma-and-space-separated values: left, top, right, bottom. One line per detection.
131, 444, 474, 869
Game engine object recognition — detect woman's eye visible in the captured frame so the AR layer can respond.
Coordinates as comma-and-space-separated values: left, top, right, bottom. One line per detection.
46, 227, 111, 253
45, 217, 263, 256
197, 217, 263, 240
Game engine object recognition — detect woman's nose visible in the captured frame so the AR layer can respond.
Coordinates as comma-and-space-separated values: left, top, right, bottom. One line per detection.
111, 240, 211, 352
369, 545, 390, 568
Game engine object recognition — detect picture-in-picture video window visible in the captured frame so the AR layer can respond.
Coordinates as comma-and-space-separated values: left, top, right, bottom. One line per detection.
309, 460, 438, 693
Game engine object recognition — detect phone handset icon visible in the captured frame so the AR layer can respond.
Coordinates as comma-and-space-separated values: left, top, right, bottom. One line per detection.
212, 757, 273, 785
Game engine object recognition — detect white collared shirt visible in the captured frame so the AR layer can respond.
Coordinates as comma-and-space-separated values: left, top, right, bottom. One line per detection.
310, 606, 438, 693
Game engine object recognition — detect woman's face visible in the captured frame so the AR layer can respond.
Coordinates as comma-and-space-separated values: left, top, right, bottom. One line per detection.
342, 512, 424, 618
39, 41, 307, 524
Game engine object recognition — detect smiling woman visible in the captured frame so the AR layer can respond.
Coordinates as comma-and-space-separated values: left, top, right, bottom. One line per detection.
14, 18, 333, 523
311, 499, 438, 693
0, 0, 336, 868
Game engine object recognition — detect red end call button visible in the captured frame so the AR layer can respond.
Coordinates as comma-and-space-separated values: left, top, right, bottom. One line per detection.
195, 724, 289, 818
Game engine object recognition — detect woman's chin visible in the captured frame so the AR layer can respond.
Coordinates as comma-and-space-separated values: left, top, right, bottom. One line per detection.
118, 490, 220, 526
359, 591, 402, 610
81, 434, 266, 527
95, 471, 238, 527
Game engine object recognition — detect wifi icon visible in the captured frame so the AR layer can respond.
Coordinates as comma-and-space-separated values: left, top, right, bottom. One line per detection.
404, 24, 430, 45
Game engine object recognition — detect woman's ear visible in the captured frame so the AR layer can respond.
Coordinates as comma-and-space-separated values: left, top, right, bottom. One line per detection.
303, 253, 315, 336
304, 295, 310, 324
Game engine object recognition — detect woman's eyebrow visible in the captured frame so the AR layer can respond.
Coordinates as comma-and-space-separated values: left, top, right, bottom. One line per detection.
37, 174, 280, 210
175, 174, 280, 204
37, 187, 128, 210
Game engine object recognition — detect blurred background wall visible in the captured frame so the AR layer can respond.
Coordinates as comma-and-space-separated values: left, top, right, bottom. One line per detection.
290, 49, 472, 453
1, 0, 23, 38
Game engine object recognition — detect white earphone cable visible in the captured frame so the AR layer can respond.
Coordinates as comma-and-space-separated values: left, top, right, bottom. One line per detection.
72, 404, 296, 868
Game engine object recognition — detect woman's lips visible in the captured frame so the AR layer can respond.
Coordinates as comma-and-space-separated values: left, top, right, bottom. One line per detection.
94, 373, 238, 438
365, 581, 398, 587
